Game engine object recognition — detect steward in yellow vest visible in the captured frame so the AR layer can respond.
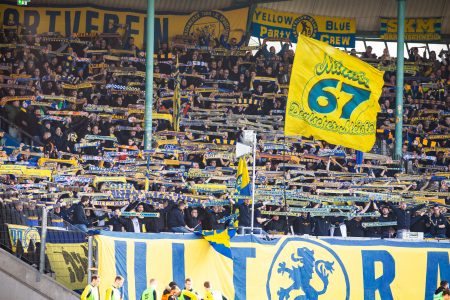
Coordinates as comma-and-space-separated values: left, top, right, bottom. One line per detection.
80, 275, 100, 300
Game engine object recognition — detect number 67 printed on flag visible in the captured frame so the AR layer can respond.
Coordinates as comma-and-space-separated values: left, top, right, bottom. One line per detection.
285, 35, 385, 152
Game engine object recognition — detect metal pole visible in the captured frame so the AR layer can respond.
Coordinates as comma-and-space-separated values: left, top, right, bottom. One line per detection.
87, 236, 93, 282
39, 207, 48, 274
394, 0, 406, 159
250, 132, 257, 234
144, 0, 155, 150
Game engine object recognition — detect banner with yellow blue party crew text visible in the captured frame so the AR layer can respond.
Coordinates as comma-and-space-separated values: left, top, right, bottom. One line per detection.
285, 35, 384, 152
251, 7, 355, 47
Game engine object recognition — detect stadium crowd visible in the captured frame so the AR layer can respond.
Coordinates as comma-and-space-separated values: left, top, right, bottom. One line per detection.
0, 21, 450, 240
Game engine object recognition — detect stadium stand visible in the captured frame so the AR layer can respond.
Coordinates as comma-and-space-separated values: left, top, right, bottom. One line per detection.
1, 1, 450, 299
0, 9, 449, 239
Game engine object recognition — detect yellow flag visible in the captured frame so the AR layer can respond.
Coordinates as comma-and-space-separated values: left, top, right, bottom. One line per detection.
285, 35, 384, 152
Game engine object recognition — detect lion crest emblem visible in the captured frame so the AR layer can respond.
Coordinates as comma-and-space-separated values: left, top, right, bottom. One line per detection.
266, 238, 350, 300
277, 247, 334, 300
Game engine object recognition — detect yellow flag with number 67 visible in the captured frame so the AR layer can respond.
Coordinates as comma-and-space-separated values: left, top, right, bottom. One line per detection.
285, 35, 384, 152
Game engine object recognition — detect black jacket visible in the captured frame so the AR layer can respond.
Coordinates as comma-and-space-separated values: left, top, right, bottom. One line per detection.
146, 206, 167, 233
265, 218, 287, 234
410, 215, 429, 233
167, 207, 186, 228
72, 203, 89, 226
364, 217, 382, 237
9, 208, 28, 226
202, 208, 228, 230
106, 215, 124, 232
346, 219, 365, 237
430, 214, 448, 236
185, 215, 202, 231
234, 203, 262, 227
53, 134, 68, 152
235, 203, 252, 227
121, 217, 146, 233
292, 215, 313, 235
314, 217, 330, 236
390, 204, 426, 230
378, 214, 396, 237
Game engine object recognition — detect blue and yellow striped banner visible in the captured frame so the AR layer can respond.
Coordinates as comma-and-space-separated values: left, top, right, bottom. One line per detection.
96, 232, 450, 300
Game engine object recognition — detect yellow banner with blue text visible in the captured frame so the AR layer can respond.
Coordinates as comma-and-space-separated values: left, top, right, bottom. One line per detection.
285, 35, 384, 152
95, 232, 450, 300
380, 17, 442, 41
251, 7, 356, 47
0, 3, 248, 48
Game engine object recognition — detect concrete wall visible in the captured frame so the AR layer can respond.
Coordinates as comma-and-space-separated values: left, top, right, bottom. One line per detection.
0, 248, 79, 300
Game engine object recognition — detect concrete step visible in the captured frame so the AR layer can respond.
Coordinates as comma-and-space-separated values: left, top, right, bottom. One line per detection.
0, 248, 80, 300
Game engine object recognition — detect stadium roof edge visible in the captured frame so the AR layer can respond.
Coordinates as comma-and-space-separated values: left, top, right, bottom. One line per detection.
11, 0, 450, 38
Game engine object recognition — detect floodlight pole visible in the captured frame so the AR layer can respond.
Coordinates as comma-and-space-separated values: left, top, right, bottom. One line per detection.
394, 0, 406, 159
250, 132, 257, 234
144, 0, 155, 150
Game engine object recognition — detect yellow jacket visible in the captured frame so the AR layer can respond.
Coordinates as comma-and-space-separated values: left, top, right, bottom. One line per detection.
204, 290, 214, 300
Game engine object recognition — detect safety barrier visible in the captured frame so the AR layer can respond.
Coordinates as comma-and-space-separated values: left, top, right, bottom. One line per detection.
0, 203, 89, 293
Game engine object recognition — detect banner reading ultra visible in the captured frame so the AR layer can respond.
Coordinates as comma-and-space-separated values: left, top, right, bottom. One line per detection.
251, 7, 355, 47
0, 3, 248, 48
380, 17, 442, 41
285, 35, 384, 152
95, 232, 450, 300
